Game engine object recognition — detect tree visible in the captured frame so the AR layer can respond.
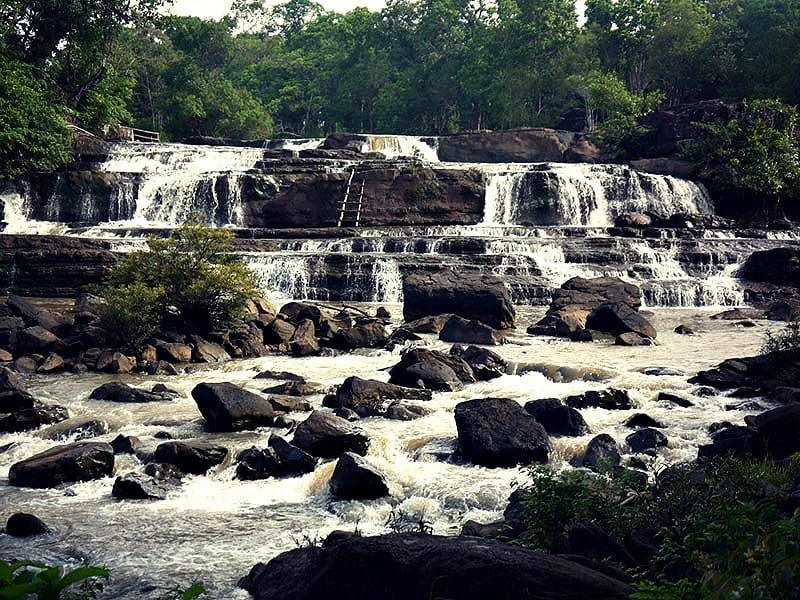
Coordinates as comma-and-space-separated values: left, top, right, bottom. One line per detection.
102, 222, 260, 347
0, 58, 71, 180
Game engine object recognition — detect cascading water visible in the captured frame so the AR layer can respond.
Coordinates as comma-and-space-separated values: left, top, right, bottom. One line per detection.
357, 135, 440, 162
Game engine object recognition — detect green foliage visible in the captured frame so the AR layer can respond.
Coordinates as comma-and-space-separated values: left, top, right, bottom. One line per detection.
0, 560, 108, 599
762, 320, 800, 357
688, 99, 800, 214
156, 582, 208, 600
0, 58, 71, 180
101, 222, 259, 344
516, 457, 800, 596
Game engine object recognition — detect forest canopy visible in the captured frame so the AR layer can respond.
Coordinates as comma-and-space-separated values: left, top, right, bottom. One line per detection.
1, 0, 799, 173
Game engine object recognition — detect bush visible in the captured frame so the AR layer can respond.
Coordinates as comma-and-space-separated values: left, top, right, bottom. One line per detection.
0, 560, 109, 599
101, 222, 259, 348
762, 320, 800, 357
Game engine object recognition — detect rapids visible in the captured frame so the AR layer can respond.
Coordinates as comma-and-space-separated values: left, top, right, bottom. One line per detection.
0, 306, 774, 598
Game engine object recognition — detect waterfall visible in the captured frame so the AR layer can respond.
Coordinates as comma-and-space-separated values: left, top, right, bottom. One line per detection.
479, 164, 713, 226
358, 135, 440, 162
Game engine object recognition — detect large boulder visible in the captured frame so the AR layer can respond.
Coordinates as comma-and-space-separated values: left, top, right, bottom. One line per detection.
153, 440, 229, 475
586, 303, 657, 339
329, 452, 389, 500
5, 513, 50, 537
449, 345, 507, 381
330, 376, 431, 417
289, 319, 320, 356
454, 398, 551, 468
581, 434, 621, 473
236, 435, 317, 480
439, 315, 504, 345
529, 277, 643, 338
388, 348, 476, 391
403, 271, 515, 329
0, 405, 69, 433
739, 247, 800, 287
292, 411, 370, 458
747, 404, 800, 460
0, 367, 37, 411
9, 442, 114, 488
239, 532, 633, 600
189, 335, 231, 363
192, 382, 275, 431
329, 322, 389, 350
524, 398, 589, 437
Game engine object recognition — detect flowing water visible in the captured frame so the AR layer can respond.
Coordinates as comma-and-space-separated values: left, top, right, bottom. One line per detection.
0, 135, 791, 597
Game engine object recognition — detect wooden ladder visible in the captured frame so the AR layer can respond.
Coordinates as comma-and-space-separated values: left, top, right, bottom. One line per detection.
337, 170, 365, 227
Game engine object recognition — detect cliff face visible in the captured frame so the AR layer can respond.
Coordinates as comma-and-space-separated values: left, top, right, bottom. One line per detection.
436, 128, 598, 164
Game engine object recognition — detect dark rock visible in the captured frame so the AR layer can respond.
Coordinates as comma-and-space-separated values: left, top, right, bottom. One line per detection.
739, 247, 800, 287
330, 322, 389, 350
404, 314, 453, 334
89, 382, 165, 403
264, 318, 296, 345
153, 440, 228, 475
436, 128, 597, 163
403, 271, 515, 329
460, 520, 509, 539
112, 472, 170, 500
279, 302, 322, 327
331, 376, 431, 417
261, 379, 324, 396
0, 366, 37, 412
674, 324, 696, 335
0, 405, 69, 433
0, 315, 25, 351
725, 401, 766, 411
290, 319, 320, 356
748, 404, 800, 460
144, 462, 184, 481
192, 382, 274, 431
95, 350, 135, 374
624, 414, 665, 429
146, 360, 179, 376
238, 532, 633, 600
292, 411, 370, 458
698, 425, 765, 460
38, 416, 108, 441
329, 452, 389, 500
642, 367, 684, 376
439, 315, 503, 345
334, 407, 360, 421
8, 442, 114, 488
524, 398, 589, 437
626, 428, 668, 453
708, 421, 734, 434
449, 345, 507, 381
388, 348, 475, 391
190, 335, 231, 363
774, 387, 800, 403
7, 294, 67, 333
268, 435, 317, 476
152, 383, 180, 397
658, 391, 695, 407
566, 389, 633, 410
587, 303, 657, 339
765, 301, 800, 322
376, 307, 391, 319
384, 401, 432, 421
582, 434, 621, 473
615, 332, 653, 346
111, 434, 140, 454
454, 398, 551, 468
254, 369, 306, 382
710, 308, 760, 321
18, 326, 64, 355
268, 395, 312, 413
5, 513, 50, 537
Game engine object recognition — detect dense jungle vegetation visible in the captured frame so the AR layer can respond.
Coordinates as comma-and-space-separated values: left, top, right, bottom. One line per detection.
1, 0, 799, 177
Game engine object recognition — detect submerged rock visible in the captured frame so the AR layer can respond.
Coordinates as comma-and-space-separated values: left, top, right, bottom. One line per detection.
565, 389, 634, 411
89, 382, 166, 403
5, 512, 50, 537
153, 440, 229, 475
112, 472, 171, 500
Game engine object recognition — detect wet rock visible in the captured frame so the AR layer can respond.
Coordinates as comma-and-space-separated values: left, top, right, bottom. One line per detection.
404, 314, 453, 334
587, 303, 657, 339
38, 417, 108, 441
5, 513, 50, 537
0, 349, 12, 361
7, 295, 68, 334
190, 335, 231, 363
111, 434, 140, 454
454, 398, 551, 468
615, 332, 653, 346
460, 520, 508, 539
642, 367, 684, 376
95, 350, 135, 374
439, 315, 503, 345
261, 379, 324, 396
524, 398, 589, 437
0, 315, 25, 351
384, 401, 432, 421
449, 345, 507, 381
268, 395, 312, 413
658, 391, 694, 407
710, 308, 760, 321
674, 324, 696, 335
238, 532, 633, 600
765, 301, 800, 322
254, 370, 307, 382
146, 360, 179, 376
698, 425, 764, 460
331, 376, 431, 418
144, 462, 184, 481
265, 318, 296, 345
9, 441, 114, 488
626, 428, 668, 453
18, 326, 64, 355
747, 404, 800, 460
329, 452, 389, 500
37, 352, 65, 373
739, 247, 800, 287
330, 322, 389, 350
279, 302, 323, 327
403, 271, 515, 329
112, 472, 170, 500
582, 434, 621, 473
334, 407, 360, 421
565, 389, 633, 411
624, 414, 665, 429
0, 366, 37, 411
292, 411, 370, 458
152, 384, 180, 397
0, 405, 69, 433
268, 435, 317, 476
153, 440, 229, 475
388, 348, 475, 391
774, 387, 800, 403
290, 319, 320, 357
89, 382, 165, 403
155, 341, 192, 363
376, 307, 391, 319
725, 401, 767, 411
192, 382, 274, 431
